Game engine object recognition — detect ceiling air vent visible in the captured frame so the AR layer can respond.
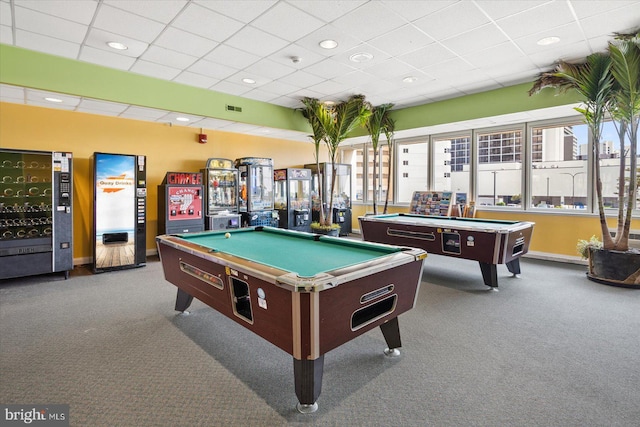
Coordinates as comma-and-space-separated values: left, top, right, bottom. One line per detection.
226, 105, 242, 112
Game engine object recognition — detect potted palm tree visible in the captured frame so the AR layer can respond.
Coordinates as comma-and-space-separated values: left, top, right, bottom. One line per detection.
365, 102, 395, 215
529, 30, 640, 287
300, 95, 371, 235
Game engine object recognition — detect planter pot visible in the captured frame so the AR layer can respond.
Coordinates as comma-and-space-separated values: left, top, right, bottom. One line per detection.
587, 247, 640, 288
312, 227, 340, 237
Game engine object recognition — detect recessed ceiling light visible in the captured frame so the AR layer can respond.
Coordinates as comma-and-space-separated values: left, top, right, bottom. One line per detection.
349, 52, 374, 63
176, 117, 190, 122
107, 41, 128, 50
242, 78, 256, 84
44, 97, 63, 103
319, 39, 338, 49
403, 76, 418, 83
537, 36, 560, 46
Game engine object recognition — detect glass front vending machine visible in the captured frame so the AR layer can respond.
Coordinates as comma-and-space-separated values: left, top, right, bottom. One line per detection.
201, 158, 241, 230
235, 157, 277, 227
304, 162, 352, 236
157, 172, 204, 235
274, 168, 311, 232
92, 152, 146, 273
0, 149, 73, 279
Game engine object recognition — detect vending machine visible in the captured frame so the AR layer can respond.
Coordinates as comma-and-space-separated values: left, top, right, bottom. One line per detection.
0, 149, 73, 279
304, 162, 352, 236
92, 152, 146, 273
157, 172, 204, 235
235, 157, 276, 227
201, 158, 241, 230
274, 168, 312, 232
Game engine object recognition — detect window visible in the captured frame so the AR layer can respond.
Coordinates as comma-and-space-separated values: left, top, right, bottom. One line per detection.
342, 145, 364, 201
600, 120, 639, 213
476, 128, 523, 207
530, 122, 587, 209
396, 139, 428, 203
432, 135, 470, 199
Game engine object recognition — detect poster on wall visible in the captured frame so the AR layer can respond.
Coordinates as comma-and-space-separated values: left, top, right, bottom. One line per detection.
93, 152, 146, 273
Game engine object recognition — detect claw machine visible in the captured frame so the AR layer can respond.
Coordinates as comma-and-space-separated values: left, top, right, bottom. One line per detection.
157, 172, 204, 235
0, 149, 73, 279
235, 157, 277, 227
201, 158, 241, 230
274, 168, 311, 232
92, 152, 146, 273
304, 163, 352, 236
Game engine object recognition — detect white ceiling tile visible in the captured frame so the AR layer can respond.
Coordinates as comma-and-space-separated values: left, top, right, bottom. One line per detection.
172, 3, 245, 42
380, 0, 457, 22
103, 0, 186, 24
365, 59, 418, 79
368, 24, 435, 57
210, 80, 252, 97
14, 6, 88, 43
288, 0, 367, 23
464, 42, 528, 69
302, 57, 356, 79
78, 98, 128, 113
294, 23, 362, 56
332, 43, 392, 71
26, 89, 80, 106
194, 0, 277, 23
14, 0, 98, 25
514, 22, 588, 56
15, 29, 80, 59
187, 59, 238, 80
0, 84, 25, 99
270, 95, 304, 108
495, 2, 576, 40
280, 70, 325, 88
140, 45, 198, 69
225, 25, 289, 56
270, 44, 326, 69
243, 58, 296, 81
473, 0, 549, 21
130, 60, 182, 80
251, 2, 324, 41
79, 45, 137, 70
203, 45, 261, 70
93, 4, 165, 42
0, 1, 12, 26
154, 27, 219, 57
413, 2, 489, 40
331, 1, 405, 42
27, 100, 76, 111
421, 57, 477, 80
441, 24, 510, 56
0, 24, 13, 44
120, 105, 167, 120
306, 79, 351, 97
172, 71, 218, 89
242, 88, 279, 103
570, 0, 640, 18
197, 117, 236, 130
332, 70, 378, 87
398, 42, 456, 69
578, 5, 640, 40
258, 79, 300, 96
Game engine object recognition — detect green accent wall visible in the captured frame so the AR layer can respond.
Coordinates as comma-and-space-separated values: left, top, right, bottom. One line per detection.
1, 44, 581, 134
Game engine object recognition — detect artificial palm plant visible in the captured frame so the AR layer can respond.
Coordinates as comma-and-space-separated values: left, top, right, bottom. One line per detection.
365, 103, 394, 215
529, 31, 639, 253
382, 118, 396, 214
300, 95, 371, 229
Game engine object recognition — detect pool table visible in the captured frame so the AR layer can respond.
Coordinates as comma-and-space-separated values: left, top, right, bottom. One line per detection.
359, 214, 534, 289
156, 226, 426, 413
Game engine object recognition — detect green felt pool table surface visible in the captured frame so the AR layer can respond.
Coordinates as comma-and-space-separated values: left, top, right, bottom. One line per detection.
175, 227, 402, 278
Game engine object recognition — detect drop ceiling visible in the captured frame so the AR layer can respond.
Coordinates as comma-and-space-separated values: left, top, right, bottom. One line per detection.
1, 0, 639, 142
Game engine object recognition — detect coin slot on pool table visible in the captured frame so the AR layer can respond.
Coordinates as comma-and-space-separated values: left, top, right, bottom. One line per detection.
230, 277, 253, 323
442, 231, 461, 254
513, 236, 525, 255
351, 295, 397, 331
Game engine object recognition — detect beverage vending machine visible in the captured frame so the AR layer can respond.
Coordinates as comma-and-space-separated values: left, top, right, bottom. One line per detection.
0, 149, 73, 279
274, 168, 312, 232
235, 157, 276, 227
92, 152, 146, 273
157, 172, 204, 235
201, 158, 241, 230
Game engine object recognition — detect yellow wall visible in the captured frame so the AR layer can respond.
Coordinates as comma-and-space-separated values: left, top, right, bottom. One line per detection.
0, 102, 324, 262
351, 204, 639, 259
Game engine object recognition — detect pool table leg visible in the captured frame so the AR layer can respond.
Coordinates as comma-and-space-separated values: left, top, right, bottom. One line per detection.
175, 288, 194, 312
478, 262, 499, 289
506, 259, 521, 276
293, 355, 324, 413
380, 317, 402, 357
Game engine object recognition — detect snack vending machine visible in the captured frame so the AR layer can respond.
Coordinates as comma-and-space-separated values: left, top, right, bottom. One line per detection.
201, 158, 241, 230
235, 157, 276, 227
157, 172, 204, 235
274, 168, 312, 232
92, 152, 146, 273
304, 162, 352, 236
0, 149, 73, 279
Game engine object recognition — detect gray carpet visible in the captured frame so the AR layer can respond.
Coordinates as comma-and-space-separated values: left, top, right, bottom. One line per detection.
1, 254, 639, 426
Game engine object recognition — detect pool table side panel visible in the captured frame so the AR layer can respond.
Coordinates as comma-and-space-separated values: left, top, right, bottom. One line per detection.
157, 243, 295, 355
316, 260, 422, 355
